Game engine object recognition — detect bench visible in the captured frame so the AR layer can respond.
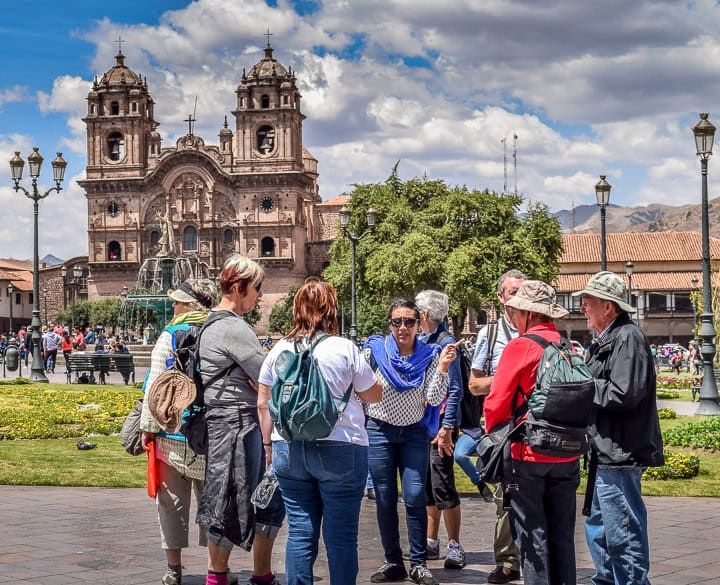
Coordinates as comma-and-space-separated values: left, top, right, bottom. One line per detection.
66, 353, 135, 385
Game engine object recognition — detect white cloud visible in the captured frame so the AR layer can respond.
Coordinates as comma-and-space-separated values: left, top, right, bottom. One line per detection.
0, 86, 29, 109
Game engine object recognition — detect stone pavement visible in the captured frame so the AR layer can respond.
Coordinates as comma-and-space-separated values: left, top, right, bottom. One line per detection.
1, 486, 719, 585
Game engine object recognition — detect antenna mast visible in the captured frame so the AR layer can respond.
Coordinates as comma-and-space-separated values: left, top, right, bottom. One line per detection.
501, 137, 507, 194
512, 134, 518, 195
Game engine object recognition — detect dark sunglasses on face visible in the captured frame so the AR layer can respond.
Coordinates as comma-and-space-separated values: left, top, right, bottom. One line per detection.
390, 317, 418, 328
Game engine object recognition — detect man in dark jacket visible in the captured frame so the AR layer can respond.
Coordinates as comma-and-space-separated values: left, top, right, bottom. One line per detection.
573, 271, 664, 585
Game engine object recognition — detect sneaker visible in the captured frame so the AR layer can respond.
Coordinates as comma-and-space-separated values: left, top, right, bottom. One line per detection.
478, 482, 495, 503
161, 568, 181, 585
370, 562, 408, 583
248, 575, 280, 585
444, 540, 465, 569
409, 564, 439, 585
487, 566, 521, 584
426, 539, 440, 560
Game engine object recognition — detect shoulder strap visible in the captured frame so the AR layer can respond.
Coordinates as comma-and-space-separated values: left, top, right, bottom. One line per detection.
484, 320, 499, 374
523, 332, 550, 349
499, 315, 512, 341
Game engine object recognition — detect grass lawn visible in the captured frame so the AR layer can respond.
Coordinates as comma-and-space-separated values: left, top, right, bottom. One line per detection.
0, 382, 718, 495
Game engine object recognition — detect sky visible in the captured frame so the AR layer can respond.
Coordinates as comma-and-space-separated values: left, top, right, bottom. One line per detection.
1, 0, 720, 261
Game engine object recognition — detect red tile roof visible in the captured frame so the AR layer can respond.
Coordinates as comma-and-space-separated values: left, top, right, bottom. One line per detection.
318, 195, 350, 206
554, 271, 717, 293
560, 232, 720, 263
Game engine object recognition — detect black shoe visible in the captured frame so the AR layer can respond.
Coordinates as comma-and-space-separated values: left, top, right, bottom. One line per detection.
487, 567, 521, 584
366, 487, 376, 500
408, 565, 439, 585
370, 562, 408, 583
478, 482, 495, 502
77, 440, 97, 450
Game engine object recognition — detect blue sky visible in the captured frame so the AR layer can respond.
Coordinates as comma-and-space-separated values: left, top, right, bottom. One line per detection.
1, 0, 720, 260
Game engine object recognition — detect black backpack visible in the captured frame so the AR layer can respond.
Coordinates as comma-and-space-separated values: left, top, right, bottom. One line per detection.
436, 332, 483, 429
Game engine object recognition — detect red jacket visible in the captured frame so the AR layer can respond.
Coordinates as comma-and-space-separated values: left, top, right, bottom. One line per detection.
484, 322, 578, 463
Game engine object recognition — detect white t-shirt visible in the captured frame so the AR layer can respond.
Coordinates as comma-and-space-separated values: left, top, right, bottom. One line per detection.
258, 334, 377, 446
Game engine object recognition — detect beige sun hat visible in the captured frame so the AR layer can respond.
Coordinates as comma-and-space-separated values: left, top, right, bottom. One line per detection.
571, 271, 635, 313
146, 369, 196, 433
504, 280, 569, 319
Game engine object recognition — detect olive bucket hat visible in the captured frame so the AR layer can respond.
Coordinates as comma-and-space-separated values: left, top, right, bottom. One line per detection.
571, 271, 635, 313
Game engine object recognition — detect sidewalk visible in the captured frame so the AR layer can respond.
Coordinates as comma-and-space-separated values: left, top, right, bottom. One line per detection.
1, 486, 718, 585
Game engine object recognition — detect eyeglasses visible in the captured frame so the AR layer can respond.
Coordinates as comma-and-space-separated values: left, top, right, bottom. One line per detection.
254, 281, 263, 292
389, 317, 418, 328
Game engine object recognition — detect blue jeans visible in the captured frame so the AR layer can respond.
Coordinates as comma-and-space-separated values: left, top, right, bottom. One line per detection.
454, 432, 481, 485
367, 418, 430, 567
273, 440, 367, 585
585, 466, 650, 585
511, 458, 580, 585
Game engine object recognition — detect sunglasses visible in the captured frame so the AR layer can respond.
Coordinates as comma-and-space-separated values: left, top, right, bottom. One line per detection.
254, 281, 262, 292
389, 317, 418, 328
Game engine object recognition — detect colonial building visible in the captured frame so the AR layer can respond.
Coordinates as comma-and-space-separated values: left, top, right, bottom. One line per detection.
554, 232, 720, 346
77, 43, 345, 331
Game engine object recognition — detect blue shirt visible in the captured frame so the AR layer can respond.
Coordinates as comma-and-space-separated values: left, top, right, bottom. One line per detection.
471, 315, 518, 375
422, 322, 462, 428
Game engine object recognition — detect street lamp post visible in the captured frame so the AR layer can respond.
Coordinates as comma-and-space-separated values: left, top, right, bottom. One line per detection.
338, 205, 377, 344
121, 286, 129, 340
692, 113, 720, 415
691, 275, 699, 343
625, 260, 634, 318
595, 175, 612, 271
7, 283, 14, 337
42, 288, 48, 326
9, 148, 67, 383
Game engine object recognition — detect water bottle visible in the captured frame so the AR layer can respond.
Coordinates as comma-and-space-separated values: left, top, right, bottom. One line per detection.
251, 466, 279, 509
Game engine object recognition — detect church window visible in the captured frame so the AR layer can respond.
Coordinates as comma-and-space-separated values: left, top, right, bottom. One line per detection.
150, 230, 160, 249
90, 104, 96, 114
257, 126, 275, 154
108, 241, 122, 261
261, 236, 275, 257
131, 102, 137, 112
107, 132, 125, 161
110, 101, 120, 115
240, 96, 246, 107
224, 229, 234, 245
261, 94, 270, 109
283, 95, 289, 105
183, 226, 198, 251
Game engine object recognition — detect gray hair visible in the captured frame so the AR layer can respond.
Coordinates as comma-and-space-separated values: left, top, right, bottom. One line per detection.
497, 269, 527, 295
415, 290, 449, 324
186, 278, 218, 311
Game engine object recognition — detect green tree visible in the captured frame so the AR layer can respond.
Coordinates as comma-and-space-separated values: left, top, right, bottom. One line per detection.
268, 285, 299, 334
324, 170, 563, 335
56, 297, 123, 333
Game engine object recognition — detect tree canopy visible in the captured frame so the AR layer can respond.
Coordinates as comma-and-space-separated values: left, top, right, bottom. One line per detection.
324, 168, 564, 336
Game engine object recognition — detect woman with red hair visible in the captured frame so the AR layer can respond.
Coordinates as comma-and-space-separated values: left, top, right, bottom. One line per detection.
258, 278, 382, 585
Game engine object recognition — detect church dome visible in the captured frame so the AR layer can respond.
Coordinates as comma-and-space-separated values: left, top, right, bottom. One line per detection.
100, 52, 142, 86
248, 44, 288, 79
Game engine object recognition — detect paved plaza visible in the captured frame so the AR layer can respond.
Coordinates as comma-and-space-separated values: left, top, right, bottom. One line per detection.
1, 485, 719, 585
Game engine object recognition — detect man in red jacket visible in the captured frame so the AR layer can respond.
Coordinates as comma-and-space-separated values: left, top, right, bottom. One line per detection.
484, 281, 579, 585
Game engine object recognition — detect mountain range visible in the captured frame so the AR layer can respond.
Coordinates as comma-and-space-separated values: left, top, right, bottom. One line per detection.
553, 196, 720, 236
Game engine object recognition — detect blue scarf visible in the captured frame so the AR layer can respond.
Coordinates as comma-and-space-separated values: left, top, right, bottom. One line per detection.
364, 334, 439, 392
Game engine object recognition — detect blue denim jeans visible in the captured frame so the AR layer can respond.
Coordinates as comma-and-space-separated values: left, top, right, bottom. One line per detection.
454, 432, 481, 485
367, 418, 430, 567
273, 440, 367, 585
585, 466, 650, 585
510, 458, 580, 585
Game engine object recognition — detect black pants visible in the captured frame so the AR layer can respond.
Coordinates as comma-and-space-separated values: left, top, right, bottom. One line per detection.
510, 458, 580, 585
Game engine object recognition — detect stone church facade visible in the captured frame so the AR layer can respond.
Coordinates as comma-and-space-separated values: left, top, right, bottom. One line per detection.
78, 44, 345, 331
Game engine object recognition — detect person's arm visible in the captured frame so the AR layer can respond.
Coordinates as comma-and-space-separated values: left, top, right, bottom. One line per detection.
468, 369, 493, 395
350, 342, 382, 403
441, 339, 463, 428
257, 383, 274, 467
468, 327, 491, 395
139, 331, 173, 435
594, 332, 655, 410
425, 349, 452, 406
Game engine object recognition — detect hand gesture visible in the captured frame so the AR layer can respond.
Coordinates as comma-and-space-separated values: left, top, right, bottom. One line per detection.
438, 342, 458, 373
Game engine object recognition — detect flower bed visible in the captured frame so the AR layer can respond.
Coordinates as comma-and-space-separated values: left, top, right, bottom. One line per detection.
657, 408, 677, 419
664, 415, 720, 451
0, 384, 141, 440
643, 450, 700, 480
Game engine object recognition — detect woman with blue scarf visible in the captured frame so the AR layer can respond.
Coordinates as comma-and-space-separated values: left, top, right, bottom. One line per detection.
364, 299, 456, 585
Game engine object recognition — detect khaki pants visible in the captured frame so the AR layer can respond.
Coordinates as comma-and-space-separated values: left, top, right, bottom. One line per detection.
156, 459, 208, 549
493, 484, 520, 570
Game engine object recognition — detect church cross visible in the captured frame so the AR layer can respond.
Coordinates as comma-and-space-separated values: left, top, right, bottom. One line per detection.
265, 29, 273, 46
115, 36, 125, 54
184, 113, 196, 136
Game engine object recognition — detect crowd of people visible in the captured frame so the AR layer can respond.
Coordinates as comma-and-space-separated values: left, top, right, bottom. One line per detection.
137, 253, 664, 585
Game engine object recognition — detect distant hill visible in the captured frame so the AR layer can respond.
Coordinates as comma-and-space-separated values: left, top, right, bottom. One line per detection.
554, 196, 720, 236
41, 254, 64, 266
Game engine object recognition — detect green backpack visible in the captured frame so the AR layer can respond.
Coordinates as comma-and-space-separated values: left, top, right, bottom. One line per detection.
269, 335, 354, 441
521, 334, 596, 457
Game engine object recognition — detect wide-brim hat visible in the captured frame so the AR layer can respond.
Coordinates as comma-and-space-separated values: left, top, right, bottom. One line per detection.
168, 280, 214, 308
146, 369, 196, 433
504, 280, 569, 319
571, 271, 635, 313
